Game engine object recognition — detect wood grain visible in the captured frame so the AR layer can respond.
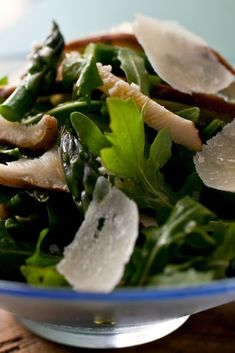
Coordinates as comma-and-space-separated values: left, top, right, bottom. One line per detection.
0, 302, 235, 352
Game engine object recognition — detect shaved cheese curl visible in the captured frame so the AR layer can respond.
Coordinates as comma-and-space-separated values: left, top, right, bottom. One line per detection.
97, 63, 202, 151
133, 14, 235, 94
194, 119, 235, 192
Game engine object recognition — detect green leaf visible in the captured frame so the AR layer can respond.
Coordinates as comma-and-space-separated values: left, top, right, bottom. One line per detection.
117, 47, 150, 95
149, 268, 215, 287
101, 98, 175, 208
0, 221, 33, 280
62, 52, 83, 89
101, 98, 145, 179
48, 100, 103, 128
85, 43, 118, 66
71, 111, 110, 155
0, 186, 19, 203
125, 196, 216, 286
147, 128, 172, 171
26, 228, 61, 267
176, 107, 200, 123
75, 55, 103, 101
21, 264, 67, 286
213, 224, 235, 262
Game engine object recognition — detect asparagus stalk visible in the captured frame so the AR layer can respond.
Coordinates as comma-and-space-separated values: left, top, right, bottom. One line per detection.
0, 22, 64, 122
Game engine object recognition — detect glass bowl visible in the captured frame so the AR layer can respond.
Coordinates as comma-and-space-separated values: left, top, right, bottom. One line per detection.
0, 278, 235, 348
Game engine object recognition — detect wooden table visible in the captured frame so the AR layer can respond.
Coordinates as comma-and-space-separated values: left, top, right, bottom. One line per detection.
1, 302, 235, 353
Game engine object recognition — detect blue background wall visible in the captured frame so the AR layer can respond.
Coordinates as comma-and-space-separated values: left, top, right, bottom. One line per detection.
0, 0, 234, 61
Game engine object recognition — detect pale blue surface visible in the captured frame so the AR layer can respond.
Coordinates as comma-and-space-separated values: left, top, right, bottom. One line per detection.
0, 0, 234, 60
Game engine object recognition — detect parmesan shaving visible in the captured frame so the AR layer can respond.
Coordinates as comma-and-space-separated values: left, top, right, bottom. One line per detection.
133, 14, 235, 94
57, 177, 138, 292
97, 63, 202, 151
194, 119, 235, 192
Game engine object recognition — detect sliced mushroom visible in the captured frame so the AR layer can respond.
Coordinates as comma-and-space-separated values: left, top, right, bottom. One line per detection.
0, 114, 58, 152
97, 63, 202, 151
151, 83, 235, 124
0, 147, 67, 191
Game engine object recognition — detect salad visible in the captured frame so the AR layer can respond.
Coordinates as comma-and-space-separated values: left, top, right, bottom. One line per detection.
0, 14, 235, 292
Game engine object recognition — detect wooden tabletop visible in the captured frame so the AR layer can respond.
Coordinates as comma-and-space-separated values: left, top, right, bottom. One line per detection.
1, 302, 235, 353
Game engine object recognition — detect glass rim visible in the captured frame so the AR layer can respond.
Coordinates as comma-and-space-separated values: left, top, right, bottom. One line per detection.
0, 277, 235, 302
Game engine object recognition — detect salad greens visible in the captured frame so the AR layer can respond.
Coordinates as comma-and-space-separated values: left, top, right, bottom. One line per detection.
0, 21, 235, 290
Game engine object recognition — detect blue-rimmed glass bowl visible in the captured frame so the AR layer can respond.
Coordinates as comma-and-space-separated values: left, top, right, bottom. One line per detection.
0, 278, 235, 348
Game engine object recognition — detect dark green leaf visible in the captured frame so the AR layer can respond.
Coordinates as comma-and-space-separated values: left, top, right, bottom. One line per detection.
48, 100, 103, 127
176, 107, 200, 123
62, 52, 83, 89
125, 197, 216, 285
71, 111, 110, 155
0, 221, 33, 280
26, 228, 61, 267
147, 128, 172, 171
85, 43, 118, 66
75, 55, 103, 101
213, 224, 235, 262
117, 47, 150, 95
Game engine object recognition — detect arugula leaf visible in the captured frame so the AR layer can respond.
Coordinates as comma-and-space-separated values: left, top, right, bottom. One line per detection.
102, 98, 145, 178
117, 47, 150, 95
48, 100, 103, 128
149, 268, 215, 287
147, 126, 172, 178
85, 43, 119, 67
176, 107, 200, 123
75, 55, 103, 101
101, 98, 176, 208
71, 111, 110, 155
62, 52, 83, 89
61, 50, 103, 101
213, 224, 235, 262
124, 196, 217, 286
26, 228, 61, 267
0, 221, 33, 280
21, 264, 67, 286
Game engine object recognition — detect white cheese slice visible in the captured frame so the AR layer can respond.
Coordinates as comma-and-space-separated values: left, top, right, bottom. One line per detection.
57, 177, 139, 292
133, 14, 235, 94
97, 63, 202, 151
194, 119, 235, 192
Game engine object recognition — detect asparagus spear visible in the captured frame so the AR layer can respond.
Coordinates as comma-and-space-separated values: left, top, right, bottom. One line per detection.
0, 22, 64, 122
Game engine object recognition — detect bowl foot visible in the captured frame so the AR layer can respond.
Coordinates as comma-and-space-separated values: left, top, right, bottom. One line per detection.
17, 315, 189, 348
